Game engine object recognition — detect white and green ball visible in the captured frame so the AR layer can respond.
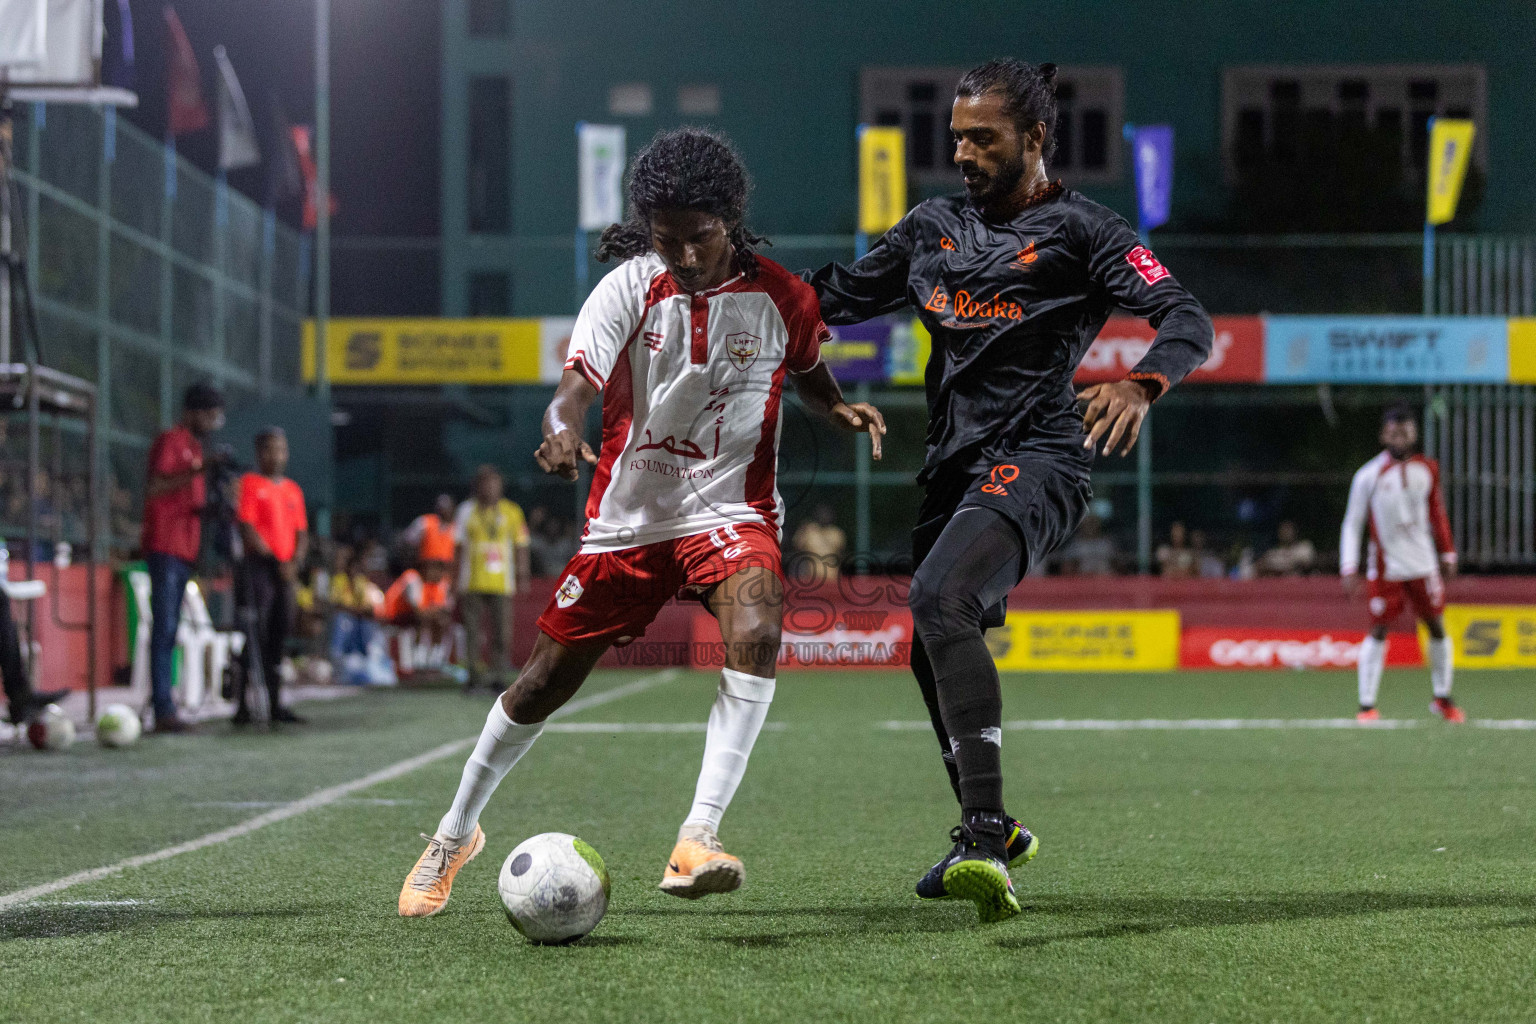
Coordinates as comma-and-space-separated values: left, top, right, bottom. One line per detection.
497, 832, 610, 944
96, 704, 143, 748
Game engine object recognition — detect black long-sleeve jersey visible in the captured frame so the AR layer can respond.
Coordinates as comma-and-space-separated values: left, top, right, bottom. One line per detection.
807, 183, 1213, 481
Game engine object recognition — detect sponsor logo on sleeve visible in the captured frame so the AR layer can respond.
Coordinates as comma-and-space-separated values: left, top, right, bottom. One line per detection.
1125, 245, 1171, 286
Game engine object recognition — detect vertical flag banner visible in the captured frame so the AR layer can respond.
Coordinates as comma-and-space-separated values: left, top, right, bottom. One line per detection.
292, 124, 337, 229
1132, 124, 1174, 232
213, 45, 260, 170
162, 5, 208, 135
858, 126, 906, 235
1426, 118, 1475, 225
577, 123, 626, 231
2, 0, 102, 85
266, 93, 304, 204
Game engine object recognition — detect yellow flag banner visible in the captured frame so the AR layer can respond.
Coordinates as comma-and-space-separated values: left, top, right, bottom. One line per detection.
1426, 118, 1475, 226
302, 319, 543, 384
858, 126, 906, 235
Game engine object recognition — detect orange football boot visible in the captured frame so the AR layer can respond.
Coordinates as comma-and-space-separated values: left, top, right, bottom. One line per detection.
659, 824, 744, 899
1430, 698, 1466, 723
398, 826, 485, 917
1356, 707, 1380, 722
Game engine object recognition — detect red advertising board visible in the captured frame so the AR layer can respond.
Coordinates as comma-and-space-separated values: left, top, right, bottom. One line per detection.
1076, 316, 1264, 384
1180, 627, 1424, 670
690, 595, 912, 670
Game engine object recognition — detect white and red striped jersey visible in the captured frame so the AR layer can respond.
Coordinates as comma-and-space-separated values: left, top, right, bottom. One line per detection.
564, 253, 828, 553
1339, 451, 1455, 581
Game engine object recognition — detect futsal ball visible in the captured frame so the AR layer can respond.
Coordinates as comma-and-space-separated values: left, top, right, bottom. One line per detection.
26, 704, 75, 751
497, 832, 610, 944
96, 704, 143, 748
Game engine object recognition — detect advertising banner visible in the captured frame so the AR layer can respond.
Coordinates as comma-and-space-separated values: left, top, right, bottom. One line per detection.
691, 602, 911, 670
858, 126, 906, 235
1437, 605, 1536, 669
302, 318, 542, 385
989, 610, 1180, 672
577, 123, 625, 231
1509, 319, 1536, 384
1263, 316, 1508, 383
822, 322, 891, 383
1076, 316, 1263, 384
1426, 118, 1476, 226
1180, 627, 1423, 670
1131, 124, 1174, 232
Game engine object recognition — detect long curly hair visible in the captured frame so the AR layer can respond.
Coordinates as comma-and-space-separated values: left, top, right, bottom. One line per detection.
594, 127, 768, 278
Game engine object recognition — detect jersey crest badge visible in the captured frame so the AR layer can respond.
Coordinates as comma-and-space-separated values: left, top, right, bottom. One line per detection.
1125, 245, 1170, 285
726, 331, 762, 371
556, 574, 585, 608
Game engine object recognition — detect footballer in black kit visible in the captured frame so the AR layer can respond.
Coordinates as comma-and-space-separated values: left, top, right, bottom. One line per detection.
806, 59, 1213, 922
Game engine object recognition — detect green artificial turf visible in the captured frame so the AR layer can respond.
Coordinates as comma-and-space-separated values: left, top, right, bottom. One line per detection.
3, 668, 1535, 1023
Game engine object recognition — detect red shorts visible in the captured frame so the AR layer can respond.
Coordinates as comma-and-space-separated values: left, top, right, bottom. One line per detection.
1367, 575, 1445, 627
537, 521, 781, 648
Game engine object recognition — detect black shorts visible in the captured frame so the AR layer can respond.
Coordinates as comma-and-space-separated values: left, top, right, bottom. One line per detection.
913, 451, 1092, 626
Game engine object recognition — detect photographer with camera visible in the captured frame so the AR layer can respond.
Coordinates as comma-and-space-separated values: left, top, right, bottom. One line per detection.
140, 383, 225, 734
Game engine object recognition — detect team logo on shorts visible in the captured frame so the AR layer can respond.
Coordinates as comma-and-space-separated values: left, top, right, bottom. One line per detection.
726, 331, 762, 371
556, 574, 585, 608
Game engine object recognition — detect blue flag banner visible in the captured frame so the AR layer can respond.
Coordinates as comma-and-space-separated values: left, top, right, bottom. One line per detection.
1132, 124, 1174, 232
1263, 316, 1508, 383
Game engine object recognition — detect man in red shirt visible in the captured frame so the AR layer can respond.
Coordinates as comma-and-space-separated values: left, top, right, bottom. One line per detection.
235, 427, 309, 725
141, 383, 224, 734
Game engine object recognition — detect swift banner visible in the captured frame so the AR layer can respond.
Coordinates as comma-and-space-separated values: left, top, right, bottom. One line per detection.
302, 319, 541, 384
988, 611, 1180, 672
1076, 316, 1263, 384
1436, 605, 1536, 668
1263, 316, 1508, 383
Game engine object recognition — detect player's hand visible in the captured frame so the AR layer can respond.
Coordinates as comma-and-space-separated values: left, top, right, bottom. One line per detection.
1341, 573, 1361, 599
1440, 554, 1458, 579
1077, 381, 1153, 457
535, 429, 598, 481
829, 402, 886, 460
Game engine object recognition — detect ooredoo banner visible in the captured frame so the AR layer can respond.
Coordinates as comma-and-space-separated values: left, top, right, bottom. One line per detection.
1180, 628, 1424, 670
1075, 316, 1264, 384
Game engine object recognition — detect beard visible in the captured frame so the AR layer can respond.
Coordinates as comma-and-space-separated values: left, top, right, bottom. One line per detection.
961, 150, 1027, 206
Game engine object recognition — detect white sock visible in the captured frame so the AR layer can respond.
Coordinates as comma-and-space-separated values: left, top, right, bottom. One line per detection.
437, 699, 543, 841
1429, 637, 1454, 699
682, 669, 776, 832
1357, 634, 1387, 708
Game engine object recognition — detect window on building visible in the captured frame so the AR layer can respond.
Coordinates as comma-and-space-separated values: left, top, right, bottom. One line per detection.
467, 76, 511, 233
860, 66, 1123, 188
467, 272, 511, 316
1222, 65, 1486, 181
467, 0, 510, 38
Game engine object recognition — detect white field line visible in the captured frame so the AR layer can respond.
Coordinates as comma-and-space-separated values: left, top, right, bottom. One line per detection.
544, 721, 788, 734
0, 669, 680, 911
878, 717, 1536, 731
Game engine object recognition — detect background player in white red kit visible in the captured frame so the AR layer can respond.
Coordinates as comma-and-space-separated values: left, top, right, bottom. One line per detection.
1340, 404, 1463, 723
398, 128, 885, 917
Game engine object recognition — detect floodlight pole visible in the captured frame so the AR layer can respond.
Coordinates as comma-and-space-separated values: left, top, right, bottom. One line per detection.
314, 0, 331, 404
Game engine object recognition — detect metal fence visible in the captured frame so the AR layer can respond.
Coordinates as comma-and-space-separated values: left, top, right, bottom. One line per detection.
2, 102, 310, 553
1424, 384, 1536, 569
1431, 236, 1536, 316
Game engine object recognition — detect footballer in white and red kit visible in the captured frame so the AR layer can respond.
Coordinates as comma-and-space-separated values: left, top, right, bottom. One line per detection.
1339, 404, 1463, 723
399, 129, 885, 918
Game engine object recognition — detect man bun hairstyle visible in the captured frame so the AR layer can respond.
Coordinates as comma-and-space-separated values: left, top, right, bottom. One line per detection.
595, 127, 768, 278
955, 58, 1061, 160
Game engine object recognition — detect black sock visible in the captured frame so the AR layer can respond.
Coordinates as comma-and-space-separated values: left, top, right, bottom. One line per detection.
909, 506, 1023, 817
910, 636, 963, 804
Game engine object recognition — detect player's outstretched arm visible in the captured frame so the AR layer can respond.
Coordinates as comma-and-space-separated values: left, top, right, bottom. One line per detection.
790, 362, 886, 460
802, 217, 915, 326
535, 369, 600, 481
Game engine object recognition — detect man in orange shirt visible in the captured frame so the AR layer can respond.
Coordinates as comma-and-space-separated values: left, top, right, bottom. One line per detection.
403, 495, 458, 565
235, 427, 308, 724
